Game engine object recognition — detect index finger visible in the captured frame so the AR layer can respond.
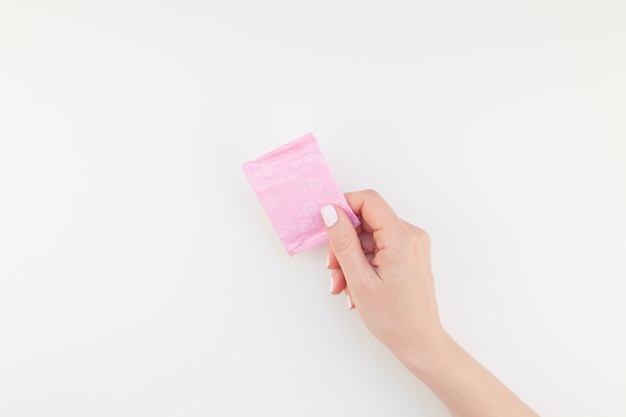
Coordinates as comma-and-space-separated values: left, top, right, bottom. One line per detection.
344, 189, 404, 239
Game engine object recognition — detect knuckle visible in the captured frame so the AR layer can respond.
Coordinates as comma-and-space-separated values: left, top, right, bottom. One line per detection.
332, 233, 356, 254
362, 188, 380, 199
415, 227, 431, 246
406, 224, 431, 249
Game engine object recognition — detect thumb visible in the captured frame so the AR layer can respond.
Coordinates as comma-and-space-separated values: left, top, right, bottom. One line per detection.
320, 205, 372, 283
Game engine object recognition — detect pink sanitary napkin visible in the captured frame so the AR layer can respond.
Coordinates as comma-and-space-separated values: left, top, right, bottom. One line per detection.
242, 133, 360, 256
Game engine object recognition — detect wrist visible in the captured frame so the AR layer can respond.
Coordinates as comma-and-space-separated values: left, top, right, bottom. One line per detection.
394, 327, 456, 378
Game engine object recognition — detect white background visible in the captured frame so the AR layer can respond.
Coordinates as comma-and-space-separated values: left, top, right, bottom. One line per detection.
1, 1, 625, 416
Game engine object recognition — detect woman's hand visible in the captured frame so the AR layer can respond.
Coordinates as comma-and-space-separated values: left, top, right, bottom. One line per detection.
322, 189, 445, 363
321, 189, 539, 417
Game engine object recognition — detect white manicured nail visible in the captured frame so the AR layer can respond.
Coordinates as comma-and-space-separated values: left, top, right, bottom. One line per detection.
326, 253, 330, 268
329, 277, 334, 293
320, 205, 338, 227
346, 294, 353, 310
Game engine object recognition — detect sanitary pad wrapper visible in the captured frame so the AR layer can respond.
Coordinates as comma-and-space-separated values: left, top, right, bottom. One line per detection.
242, 133, 360, 256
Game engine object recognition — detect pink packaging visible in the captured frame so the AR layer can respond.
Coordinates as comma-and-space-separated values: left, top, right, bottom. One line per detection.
242, 133, 360, 256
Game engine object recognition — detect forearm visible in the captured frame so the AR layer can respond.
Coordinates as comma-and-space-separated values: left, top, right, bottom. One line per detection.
400, 331, 539, 417
323, 192, 538, 416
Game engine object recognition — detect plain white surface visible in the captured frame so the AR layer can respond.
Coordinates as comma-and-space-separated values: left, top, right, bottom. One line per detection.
1, 1, 625, 416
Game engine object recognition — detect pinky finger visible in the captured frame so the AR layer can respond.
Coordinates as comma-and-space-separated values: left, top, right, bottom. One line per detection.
330, 268, 347, 295
345, 286, 355, 310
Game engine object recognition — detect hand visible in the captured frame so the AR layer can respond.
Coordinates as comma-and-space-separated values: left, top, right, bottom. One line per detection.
322, 189, 445, 363
321, 189, 539, 417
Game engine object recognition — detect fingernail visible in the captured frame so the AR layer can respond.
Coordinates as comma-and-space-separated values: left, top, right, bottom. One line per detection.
320, 205, 338, 227
326, 253, 330, 268
346, 294, 353, 310
329, 276, 334, 293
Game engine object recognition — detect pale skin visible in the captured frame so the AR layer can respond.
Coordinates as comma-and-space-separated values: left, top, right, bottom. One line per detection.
321, 190, 539, 417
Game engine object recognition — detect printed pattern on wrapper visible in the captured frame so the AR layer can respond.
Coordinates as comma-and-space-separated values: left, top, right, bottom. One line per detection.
242, 132, 360, 256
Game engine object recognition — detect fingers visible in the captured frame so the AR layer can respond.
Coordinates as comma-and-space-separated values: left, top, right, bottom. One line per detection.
345, 286, 355, 310
344, 190, 404, 249
344, 189, 398, 229
321, 205, 374, 286
331, 269, 354, 310
323, 190, 403, 311
327, 246, 339, 270
330, 269, 346, 295
328, 232, 375, 270
328, 247, 376, 296
359, 233, 376, 254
